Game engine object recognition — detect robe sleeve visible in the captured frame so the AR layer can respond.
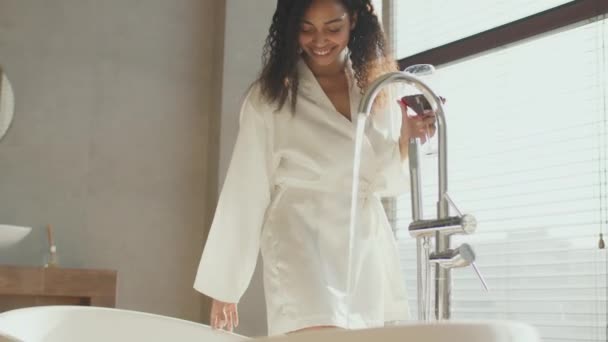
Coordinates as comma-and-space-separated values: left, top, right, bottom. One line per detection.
193, 85, 272, 303
374, 84, 410, 198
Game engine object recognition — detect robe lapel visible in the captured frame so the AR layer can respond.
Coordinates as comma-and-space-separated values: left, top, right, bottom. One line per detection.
297, 57, 380, 161
297, 59, 355, 138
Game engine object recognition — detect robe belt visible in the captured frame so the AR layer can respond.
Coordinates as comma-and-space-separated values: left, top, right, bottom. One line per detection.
272, 178, 385, 236
273, 178, 380, 200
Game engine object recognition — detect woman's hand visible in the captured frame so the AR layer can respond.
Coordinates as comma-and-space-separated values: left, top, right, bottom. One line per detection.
210, 298, 239, 332
397, 98, 437, 144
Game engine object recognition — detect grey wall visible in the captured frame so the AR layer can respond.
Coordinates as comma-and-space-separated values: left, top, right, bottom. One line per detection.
218, 0, 275, 337
0, 0, 225, 322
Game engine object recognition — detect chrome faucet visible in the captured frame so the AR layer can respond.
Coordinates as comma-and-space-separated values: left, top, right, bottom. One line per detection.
357, 68, 485, 321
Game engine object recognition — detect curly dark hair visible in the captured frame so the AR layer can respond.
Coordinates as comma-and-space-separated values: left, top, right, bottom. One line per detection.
258, 0, 397, 112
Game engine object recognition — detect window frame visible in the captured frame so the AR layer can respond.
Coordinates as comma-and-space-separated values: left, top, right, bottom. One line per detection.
394, 0, 608, 69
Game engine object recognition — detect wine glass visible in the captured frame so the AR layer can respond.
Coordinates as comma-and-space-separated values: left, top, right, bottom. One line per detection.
403, 64, 442, 155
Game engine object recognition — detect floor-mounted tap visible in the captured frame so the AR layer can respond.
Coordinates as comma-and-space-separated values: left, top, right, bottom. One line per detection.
357, 68, 482, 321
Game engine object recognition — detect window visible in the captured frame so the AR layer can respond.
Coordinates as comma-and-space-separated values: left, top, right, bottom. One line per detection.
388, 0, 576, 58
384, 2, 608, 342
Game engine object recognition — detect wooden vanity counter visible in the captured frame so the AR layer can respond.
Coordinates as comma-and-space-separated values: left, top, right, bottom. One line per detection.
0, 265, 117, 312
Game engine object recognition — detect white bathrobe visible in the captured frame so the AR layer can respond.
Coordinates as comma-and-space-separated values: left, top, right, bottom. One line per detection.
194, 58, 410, 335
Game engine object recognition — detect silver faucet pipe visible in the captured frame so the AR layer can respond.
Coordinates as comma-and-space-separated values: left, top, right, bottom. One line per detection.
408, 138, 427, 320
408, 140, 423, 220
358, 71, 450, 320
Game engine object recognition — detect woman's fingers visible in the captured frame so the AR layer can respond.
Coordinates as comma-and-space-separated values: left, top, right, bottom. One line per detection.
408, 116, 436, 138
396, 99, 408, 114
212, 315, 218, 329
210, 302, 219, 329
222, 305, 231, 331
420, 111, 436, 132
232, 306, 239, 328
213, 312, 224, 330
427, 124, 437, 138
211, 303, 238, 332
210, 300, 233, 331
401, 102, 440, 140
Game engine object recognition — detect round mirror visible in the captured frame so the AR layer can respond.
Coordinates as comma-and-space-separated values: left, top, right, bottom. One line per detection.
0, 66, 15, 142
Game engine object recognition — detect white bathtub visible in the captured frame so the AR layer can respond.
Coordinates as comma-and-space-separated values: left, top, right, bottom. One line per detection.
0, 306, 540, 342
0, 306, 248, 342
256, 321, 541, 342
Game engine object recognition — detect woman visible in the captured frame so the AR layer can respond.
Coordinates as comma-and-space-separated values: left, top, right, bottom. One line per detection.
194, 0, 436, 335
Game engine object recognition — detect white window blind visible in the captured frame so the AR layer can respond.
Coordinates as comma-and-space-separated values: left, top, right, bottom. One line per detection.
387, 15, 608, 342
388, 0, 575, 58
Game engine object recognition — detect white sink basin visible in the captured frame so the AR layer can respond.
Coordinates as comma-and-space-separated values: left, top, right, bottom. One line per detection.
0, 225, 31, 249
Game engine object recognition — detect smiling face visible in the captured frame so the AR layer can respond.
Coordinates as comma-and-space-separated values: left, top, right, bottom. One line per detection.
298, 0, 355, 68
